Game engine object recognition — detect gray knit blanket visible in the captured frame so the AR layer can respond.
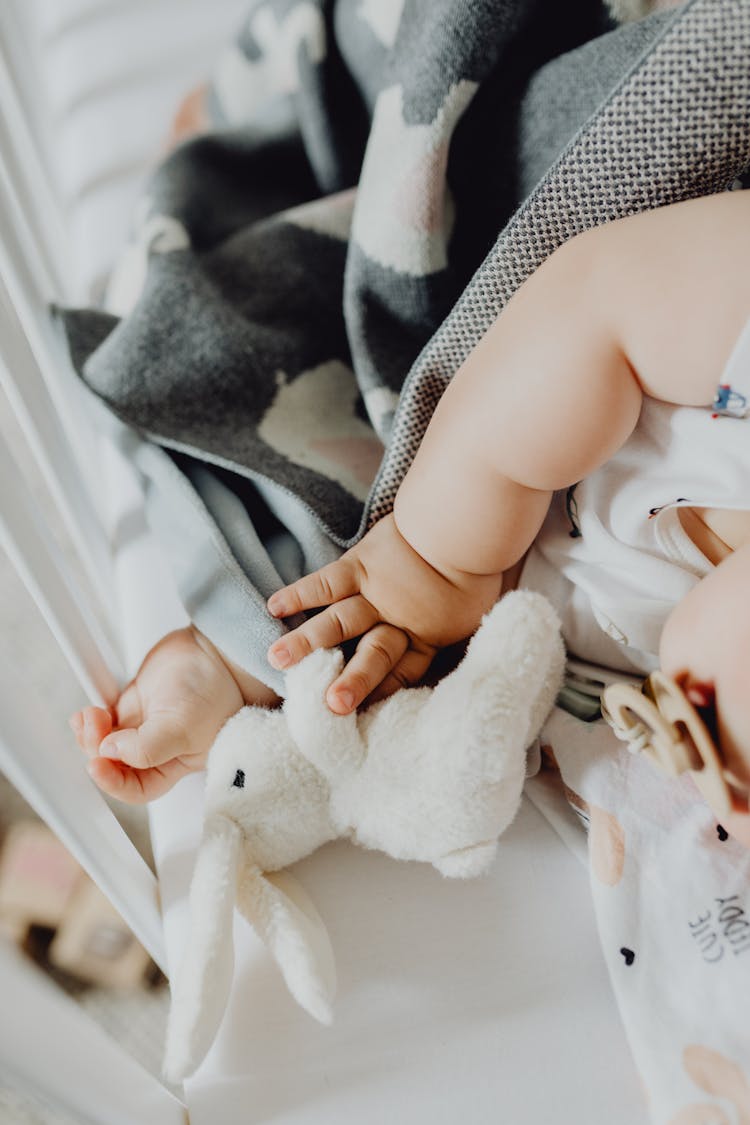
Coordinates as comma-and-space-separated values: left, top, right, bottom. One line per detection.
60, 0, 750, 689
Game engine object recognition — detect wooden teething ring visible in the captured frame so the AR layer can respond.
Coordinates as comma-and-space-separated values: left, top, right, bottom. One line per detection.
601, 671, 749, 820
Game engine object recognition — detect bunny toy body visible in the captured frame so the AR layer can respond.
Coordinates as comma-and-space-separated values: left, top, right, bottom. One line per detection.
165, 590, 565, 1081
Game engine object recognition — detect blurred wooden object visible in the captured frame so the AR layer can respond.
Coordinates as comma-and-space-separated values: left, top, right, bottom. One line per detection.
49, 876, 153, 989
0, 819, 153, 989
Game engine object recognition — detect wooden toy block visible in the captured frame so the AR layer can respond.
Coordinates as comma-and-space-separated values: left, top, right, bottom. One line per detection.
49, 876, 153, 989
0, 821, 80, 930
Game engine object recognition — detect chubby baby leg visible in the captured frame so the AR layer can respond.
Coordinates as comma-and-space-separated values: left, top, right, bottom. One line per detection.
69, 627, 279, 804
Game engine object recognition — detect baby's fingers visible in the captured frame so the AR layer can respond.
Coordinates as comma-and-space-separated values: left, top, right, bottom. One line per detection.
367, 647, 436, 705
268, 595, 378, 670
69, 706, 114, 757
98, 713, 190, 771
326, 624, 409, 714
267, 556, 360, 618
87, 755, 192, 805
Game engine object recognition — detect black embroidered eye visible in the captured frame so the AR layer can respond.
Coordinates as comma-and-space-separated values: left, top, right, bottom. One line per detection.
232, 769, 245, 789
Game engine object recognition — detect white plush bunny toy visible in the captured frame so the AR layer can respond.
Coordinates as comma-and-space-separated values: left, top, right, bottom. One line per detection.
164, 590, 565, 1081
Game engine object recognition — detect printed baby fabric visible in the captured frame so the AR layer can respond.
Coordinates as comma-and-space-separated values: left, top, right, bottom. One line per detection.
542, 706, 750, 1125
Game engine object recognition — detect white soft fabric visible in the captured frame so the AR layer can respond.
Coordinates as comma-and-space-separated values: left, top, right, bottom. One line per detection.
164, 590, 565, 1082
522, 311, 750, 675
30, 0, 248, 296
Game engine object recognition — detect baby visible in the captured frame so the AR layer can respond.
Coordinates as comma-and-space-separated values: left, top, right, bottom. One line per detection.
69, 190, 750, 842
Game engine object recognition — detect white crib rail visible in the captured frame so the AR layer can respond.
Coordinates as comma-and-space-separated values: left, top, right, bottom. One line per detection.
0, 272, 122, 621
0, 656, 167, 972
0, 6, 179, 1109
0, 129, 120, 597
0, 2, 60, 187
0, 40, 71, 303
0, 437, 123, 706
0, 942, 186, 1124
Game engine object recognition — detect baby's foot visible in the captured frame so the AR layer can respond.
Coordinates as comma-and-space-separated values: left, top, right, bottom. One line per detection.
69, 627, 257, 804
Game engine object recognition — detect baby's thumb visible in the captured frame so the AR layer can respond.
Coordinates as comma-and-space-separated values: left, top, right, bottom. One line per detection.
99, 715, 189, 770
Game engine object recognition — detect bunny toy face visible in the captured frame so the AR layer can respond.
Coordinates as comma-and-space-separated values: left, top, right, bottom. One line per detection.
203, 705, 338, 873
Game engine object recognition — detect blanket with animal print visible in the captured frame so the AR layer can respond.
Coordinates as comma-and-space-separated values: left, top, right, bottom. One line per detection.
61, 0, 750, 549
59, 3, 750, 1118
59, 0, 750, 548
61, 0, 608, 542
59, 0, 750, 680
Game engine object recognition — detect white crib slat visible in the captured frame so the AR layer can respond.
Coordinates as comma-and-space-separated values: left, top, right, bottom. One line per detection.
0, 17, 108, 601
0, 42, 71, 301
0, 2, 58, 191
0, 269, 118, 617
0, 653, 167, 974
0, 142, 101, 468
0, 942, 185, 1123
0, 438, 123, 707
0, 142, 62, 311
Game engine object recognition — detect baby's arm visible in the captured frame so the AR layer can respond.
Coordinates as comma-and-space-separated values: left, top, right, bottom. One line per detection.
269, 191, 750, 712
268, 233, 640, 708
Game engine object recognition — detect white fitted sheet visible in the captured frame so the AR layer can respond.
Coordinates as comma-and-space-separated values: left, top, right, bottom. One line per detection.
148, 770, 645, 1123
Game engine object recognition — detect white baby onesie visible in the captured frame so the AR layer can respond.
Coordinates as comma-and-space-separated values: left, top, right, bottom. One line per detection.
521, 316, 750, 675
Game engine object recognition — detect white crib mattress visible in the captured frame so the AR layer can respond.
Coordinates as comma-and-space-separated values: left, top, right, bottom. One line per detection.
149, 776, 645, 1124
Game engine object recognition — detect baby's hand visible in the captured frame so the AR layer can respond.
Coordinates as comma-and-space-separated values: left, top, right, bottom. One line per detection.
267, 514, 503, 713
69, 628, 247, 804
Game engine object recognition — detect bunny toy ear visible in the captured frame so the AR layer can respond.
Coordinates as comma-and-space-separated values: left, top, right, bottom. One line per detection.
163, 815, 241, 1084
236, 864, 336, 1026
